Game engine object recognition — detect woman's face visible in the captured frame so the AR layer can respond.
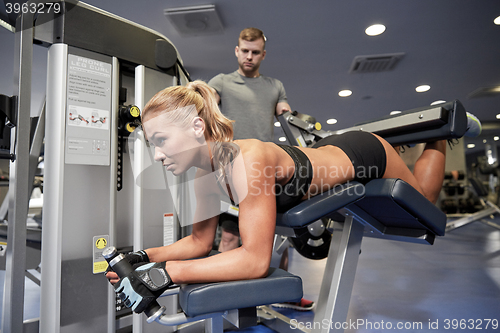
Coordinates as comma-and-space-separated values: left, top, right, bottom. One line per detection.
143, 112, 206, 176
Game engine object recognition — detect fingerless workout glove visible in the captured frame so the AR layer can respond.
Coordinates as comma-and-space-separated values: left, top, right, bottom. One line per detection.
125, 250, 150, 267
114, 262, 172, 314
105, 250, 150, 274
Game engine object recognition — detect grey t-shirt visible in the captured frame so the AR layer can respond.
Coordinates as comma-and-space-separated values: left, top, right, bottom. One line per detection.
208, 71, 288, 142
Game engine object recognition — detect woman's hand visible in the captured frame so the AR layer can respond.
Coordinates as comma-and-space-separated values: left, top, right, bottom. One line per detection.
105, 270, 120, 285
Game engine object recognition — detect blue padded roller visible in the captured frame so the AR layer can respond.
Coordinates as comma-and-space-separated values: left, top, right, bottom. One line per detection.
178, 267, 303, 317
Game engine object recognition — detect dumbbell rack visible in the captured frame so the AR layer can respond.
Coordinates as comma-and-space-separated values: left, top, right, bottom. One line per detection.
441, 170, 469, 214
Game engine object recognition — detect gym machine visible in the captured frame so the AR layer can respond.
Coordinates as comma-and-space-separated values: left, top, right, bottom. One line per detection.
119, 101, 469, 333
446, 143, 500, 231
1, 1, 190, 332
274, 100, 468, 260
278, 99, 467, 148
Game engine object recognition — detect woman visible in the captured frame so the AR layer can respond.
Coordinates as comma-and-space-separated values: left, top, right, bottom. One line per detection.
106, 80, 446, 313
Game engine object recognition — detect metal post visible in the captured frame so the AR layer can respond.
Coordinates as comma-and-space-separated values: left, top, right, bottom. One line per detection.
107, 56, 120, 333
312, 216, 364, 333
1, 9, 35, 333
39, 42, 68, 333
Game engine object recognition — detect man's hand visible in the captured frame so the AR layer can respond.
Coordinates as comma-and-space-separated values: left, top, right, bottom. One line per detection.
276, 101, 291, 116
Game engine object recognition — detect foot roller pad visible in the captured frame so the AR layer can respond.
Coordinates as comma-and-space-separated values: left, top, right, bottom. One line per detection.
179, 267, 303, 317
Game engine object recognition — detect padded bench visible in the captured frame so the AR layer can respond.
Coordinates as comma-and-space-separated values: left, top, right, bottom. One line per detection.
150, 266, 303, 331
275, 178, 446, 333
150, 178, 446, 333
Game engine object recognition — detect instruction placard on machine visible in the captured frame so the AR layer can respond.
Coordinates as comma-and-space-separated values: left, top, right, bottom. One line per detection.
93, 235, 109, 274
65, 53, 112, 165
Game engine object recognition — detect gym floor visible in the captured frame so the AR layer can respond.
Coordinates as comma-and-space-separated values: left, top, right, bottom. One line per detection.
1, 216, 499, 332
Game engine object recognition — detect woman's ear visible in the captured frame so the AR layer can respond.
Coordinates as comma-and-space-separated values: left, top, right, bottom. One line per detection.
192, 117, 205, 139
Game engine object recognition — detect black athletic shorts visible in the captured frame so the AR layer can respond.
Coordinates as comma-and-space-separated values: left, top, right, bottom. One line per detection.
312, 131, 387, 184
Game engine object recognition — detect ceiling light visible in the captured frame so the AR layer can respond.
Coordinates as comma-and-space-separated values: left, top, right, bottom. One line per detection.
495, 16, 500, 25
496, 114, 500, 119
430, 100, 446, 105
278, 137, 286, 142
338, 90, 352, 97
365, 24, 386, 36
415, 85, 430, 93
467, 144, 476, 149
483, 139, 487, 144
274, 121, 281, 127
494, 136, 499, 141
390, 111, 401, 115
326, 118, 337, 125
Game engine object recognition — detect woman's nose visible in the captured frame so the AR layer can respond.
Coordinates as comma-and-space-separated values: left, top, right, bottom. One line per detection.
154, 147, 165, 162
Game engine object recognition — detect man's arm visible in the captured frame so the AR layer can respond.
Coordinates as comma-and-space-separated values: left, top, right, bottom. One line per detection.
276, 101, 291, 116
214, 90, 221, 104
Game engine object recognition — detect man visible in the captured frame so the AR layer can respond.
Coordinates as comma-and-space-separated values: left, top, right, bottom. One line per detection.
209, 28, 315, 311
209, 27, 291, 142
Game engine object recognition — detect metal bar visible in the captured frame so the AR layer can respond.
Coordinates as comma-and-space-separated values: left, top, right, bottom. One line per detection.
133, 64, 146, 333
107, 56, 120, 333
312, 216, 364, 333
28, 98, 45, 198
485, 201, 500, 215
1, 8, 35, 333
39, 43, 68, 333
480, 219, 500, 230
445, 206, 497, 232
258, 305, 310, 333
205, 316, 224, 333
277, 112, 308, 147
333, 107, 445, 136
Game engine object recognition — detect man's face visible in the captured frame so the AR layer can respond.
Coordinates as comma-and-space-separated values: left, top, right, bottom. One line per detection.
235, 38, 266, 76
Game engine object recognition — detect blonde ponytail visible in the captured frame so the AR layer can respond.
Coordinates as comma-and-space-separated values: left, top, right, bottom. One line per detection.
142, 80, 234, 143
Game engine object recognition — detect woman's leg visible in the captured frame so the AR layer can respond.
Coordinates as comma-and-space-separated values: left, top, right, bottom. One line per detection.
411, 140, 447, 204
378, 136, 446, 204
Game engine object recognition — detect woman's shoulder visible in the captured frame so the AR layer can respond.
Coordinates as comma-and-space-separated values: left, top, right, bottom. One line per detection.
233, 140, 282, 177
235, 139, 276, 159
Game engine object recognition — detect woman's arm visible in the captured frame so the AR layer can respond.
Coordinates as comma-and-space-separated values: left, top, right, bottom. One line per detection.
146, 168, 222, 262
145, 215, 219, 263
106, 169, 221, 284
164, 144, 278, 284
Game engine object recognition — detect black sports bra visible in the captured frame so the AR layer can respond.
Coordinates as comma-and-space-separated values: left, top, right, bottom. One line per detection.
216, 144, 314, 213
275, 144, 314, 213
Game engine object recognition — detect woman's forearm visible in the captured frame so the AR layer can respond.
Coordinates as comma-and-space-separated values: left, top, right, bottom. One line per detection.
145, 234, 212, 263
165, 246, 271, 284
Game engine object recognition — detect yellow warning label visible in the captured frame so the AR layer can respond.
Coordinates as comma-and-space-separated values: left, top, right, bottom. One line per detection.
94, 261, 108, 274
130, 106, 140, 118
95, 237, 107, 249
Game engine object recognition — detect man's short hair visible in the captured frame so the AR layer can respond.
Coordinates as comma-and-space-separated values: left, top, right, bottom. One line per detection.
239, 27, 266, 48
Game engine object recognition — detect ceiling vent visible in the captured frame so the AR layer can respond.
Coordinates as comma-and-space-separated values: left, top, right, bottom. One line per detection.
349, 52, 405, 73
164, 5, 224, 37
467, 86, 500, 99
